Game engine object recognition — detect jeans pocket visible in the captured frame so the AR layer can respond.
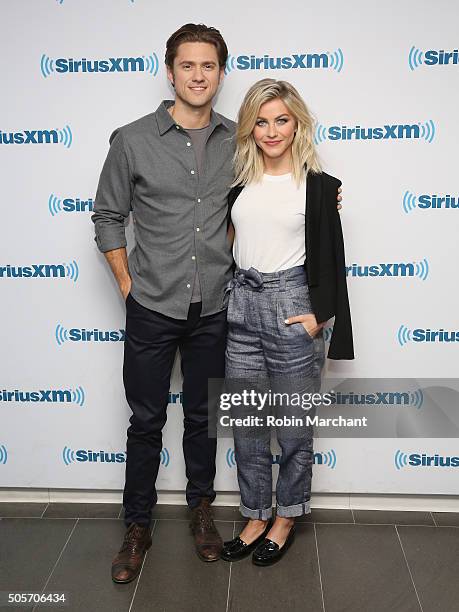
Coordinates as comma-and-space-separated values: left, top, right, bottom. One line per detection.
277, 285, 314, 340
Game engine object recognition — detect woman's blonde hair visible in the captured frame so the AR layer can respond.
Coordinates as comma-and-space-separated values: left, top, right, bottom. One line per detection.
232, 78, 321, 187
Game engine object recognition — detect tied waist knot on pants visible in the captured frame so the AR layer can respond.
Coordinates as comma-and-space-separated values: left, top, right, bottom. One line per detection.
224, 265, 326, 520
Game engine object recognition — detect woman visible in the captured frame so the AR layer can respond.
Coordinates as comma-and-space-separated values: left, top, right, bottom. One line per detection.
221, 79, 354, 566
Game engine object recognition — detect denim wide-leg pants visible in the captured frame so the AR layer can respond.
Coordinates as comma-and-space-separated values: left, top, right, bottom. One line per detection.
225, 265, 325, 519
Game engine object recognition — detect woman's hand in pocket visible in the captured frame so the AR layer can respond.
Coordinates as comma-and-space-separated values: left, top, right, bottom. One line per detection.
284, 313, 326, 338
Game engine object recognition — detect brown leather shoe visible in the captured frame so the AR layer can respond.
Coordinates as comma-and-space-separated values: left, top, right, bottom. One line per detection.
190, 498, 223, 562
111, 523, 152, 583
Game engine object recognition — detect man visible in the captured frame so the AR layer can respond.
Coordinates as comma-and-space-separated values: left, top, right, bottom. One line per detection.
92, 23, 342, 583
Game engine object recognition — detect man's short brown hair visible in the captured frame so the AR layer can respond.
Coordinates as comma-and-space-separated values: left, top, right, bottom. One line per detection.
165, 23, 228, 69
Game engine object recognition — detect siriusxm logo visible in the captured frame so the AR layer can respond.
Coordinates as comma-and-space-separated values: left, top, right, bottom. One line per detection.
408, 46, 459, 70
0, 126, 72, 148
403, 191, 459, 214
330, 389, 423, 408
225, 49, 343, 74
49, 194, 94, 216
62, 447, 125, 465
226, 448, 336, 468
168, 391, 183, 405
0, 261, 79, 281
314, 120, 435, 144
0, 444, 8, 465
0, 387, 85, 406
346, 259, 429, 281
398, 325, 459, 345
40, 54, 158, 78
62, 446, 170, 466
395, 450, 459, 469
324, 326, 333, 343
55, 324, 125, 345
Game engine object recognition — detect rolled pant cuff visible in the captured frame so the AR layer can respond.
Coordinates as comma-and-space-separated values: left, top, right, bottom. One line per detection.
239, 502, 273, 520
276, 499, 311, 518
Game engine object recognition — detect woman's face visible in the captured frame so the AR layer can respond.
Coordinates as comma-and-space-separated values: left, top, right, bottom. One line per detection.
252, 98, 296, 163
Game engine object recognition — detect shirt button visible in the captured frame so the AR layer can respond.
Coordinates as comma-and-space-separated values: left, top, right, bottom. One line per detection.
190, 170, 195, 175
191, 255, 196, 260
196, 227, 200, 232
197, 198, 201, 203
175, 125, 180, 130
186, 142, 191, 147
186, 283, 191, 288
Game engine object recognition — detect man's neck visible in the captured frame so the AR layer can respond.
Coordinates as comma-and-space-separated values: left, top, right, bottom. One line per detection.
168, 98, 211, 129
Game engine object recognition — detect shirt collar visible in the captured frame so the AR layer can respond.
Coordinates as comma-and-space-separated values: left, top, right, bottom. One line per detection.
155, 99, 231, 136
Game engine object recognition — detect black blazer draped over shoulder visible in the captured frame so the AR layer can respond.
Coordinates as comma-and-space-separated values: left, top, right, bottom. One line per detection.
227, 170, 354, 360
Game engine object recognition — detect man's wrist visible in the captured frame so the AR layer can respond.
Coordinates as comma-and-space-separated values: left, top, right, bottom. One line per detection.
120, 280, 132, 298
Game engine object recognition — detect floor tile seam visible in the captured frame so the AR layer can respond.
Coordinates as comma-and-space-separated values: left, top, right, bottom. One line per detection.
0, 515, 122, 520
146, 517, 238, 523
40, 503, 49, 518
128, 520, 157, 612
395, 524, 459, 529
312, 521, 441, 527
313, 523, 326, 612
31, 518, 79, 612
3, 516, 455, 526
225, 521, 236, 612
394, 525, 425, 612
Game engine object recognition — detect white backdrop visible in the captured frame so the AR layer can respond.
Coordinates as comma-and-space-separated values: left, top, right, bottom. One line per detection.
1, 0, 458, 495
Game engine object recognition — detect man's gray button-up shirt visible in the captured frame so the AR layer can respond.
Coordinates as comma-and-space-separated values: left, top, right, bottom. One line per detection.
92, 100, 236, 319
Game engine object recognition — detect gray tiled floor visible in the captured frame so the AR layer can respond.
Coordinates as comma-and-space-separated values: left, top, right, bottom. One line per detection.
0, 503, 458, 612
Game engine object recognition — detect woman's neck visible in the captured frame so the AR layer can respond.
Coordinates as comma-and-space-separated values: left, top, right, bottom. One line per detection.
262, 151, 293, 176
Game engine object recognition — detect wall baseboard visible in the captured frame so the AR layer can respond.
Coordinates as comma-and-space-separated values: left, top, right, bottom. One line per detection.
0, 488, 458, 512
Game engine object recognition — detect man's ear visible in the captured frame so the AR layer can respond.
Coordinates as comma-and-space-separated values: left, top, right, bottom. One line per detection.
219, 65, 225, 85
166, 65, 175, 88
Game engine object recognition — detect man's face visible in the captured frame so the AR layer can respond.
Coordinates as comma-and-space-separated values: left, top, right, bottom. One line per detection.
167, 42, 224, 109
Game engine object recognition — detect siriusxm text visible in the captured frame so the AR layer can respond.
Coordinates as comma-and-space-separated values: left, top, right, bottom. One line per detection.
328, 124, 424, 140
234, 53, 329, 70
271, 453, 331, 465
1, 265, 65, 278
1, 389, 73, 402
417, 195, 459, 209
408, 453, 459, 467
54, 57, 148, 73
424, 49, 459, 65
347, 263, 418, 277
62, 198, 94, 212
65, 329, 125, 342
331, 392, 413, 405
411, 329, 459, 342
0, 130, 59, 145
73, 450, 126, 463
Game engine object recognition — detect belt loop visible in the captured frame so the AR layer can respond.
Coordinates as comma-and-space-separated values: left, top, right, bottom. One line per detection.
279, 271, 287, 292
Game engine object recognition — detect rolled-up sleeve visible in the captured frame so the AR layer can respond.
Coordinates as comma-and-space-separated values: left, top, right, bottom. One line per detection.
91, 129, 134, 253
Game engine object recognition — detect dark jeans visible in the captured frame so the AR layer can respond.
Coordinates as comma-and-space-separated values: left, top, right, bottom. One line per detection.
122, 294, 227, 527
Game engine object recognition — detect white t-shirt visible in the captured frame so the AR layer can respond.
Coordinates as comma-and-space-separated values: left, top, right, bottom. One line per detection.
231, 172, 306, 273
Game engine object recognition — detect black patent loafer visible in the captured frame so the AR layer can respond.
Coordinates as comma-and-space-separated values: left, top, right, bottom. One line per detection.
221, 521, 271, 562
252, 525, 296, 566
